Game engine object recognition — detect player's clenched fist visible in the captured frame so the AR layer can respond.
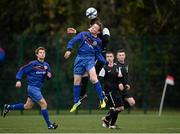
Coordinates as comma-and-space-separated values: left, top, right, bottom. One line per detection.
67, 28, 77, 34
64, 51, 71, 59
16, 81, 21, 88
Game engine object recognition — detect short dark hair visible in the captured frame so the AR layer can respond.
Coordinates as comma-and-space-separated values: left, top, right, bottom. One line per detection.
117, 49, 126, 54
35, 47, 46, 55
106, 51, 114, 55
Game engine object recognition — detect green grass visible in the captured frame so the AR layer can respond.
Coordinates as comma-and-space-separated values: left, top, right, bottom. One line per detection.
0, 110, 180, 133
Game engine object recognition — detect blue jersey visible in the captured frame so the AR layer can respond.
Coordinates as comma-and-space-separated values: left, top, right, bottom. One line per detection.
67, 31, 107, 64
16, 60, 51, 88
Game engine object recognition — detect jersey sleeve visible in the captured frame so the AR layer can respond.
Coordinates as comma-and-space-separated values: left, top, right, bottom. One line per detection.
46, 63, 52, 79
101, 28, 110, 51
96, 53, 108, 65
16, 61, 34, 80
67, 32, 82, 51
102, 28, 110, 36
46, 63, 51, 73
95, 40, 108, 65
99, 67, 106, 77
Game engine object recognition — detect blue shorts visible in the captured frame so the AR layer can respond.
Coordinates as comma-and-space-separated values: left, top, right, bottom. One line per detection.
27, 85, 43, 103
73, 56, 95, 75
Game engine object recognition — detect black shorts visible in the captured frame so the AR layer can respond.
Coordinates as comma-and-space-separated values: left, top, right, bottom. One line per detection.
105, 90, 124, 108
121, 89, 132, 99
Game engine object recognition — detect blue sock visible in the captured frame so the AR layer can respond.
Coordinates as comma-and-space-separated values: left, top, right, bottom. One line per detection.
73, 85, 81, 103
8, 103, 24, 110
93, 81, 103, 101
41, 109, 51, 127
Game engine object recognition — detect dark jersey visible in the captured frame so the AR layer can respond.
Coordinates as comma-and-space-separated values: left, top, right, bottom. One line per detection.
95, 30, 110, 73
116, 62, 129, 86
99, 63, 120, 93
99, 63, 124, 107
116, 61, 132, 98
98, 32, 110, 54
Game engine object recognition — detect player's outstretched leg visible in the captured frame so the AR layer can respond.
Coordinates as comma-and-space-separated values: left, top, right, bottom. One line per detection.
109, 111, 118, 129
70, 85, 81, 112
3, 104, 10, 117
101, 116, 110, 128
3, 103, 25, 118
93, 81, 106, 108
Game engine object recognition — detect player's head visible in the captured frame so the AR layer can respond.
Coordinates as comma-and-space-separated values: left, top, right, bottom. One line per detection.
117, 49, 126, 63
106, 51, 114, 63
88, 21, 103, 36
35, 47, 46, 61
90, 17, 100, 26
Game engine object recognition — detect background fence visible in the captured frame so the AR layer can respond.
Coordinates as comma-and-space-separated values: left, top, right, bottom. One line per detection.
0, 34, 179, 114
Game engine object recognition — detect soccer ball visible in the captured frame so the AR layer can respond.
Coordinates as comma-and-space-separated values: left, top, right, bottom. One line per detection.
86, 7, 97, 19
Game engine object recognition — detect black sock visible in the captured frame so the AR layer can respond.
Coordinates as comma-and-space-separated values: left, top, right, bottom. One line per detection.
80, 76, 88, 97
110, 111, 119, 125
105, 109, 114, 122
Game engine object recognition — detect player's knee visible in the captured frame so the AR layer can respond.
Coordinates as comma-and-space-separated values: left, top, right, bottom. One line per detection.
89, 76, 98, 84
41, 103, 47, 109
129, 99, 135, 107
74, 78, 81, 85
116, 106, 124, 112
40, 101, 47, 109
121, 106, 124, 111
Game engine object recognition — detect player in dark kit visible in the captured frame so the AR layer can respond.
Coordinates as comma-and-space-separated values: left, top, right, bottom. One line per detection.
116, 49, 135, 107
99, 51, 124, 129
2, 47, 58, 129
67, 17, 110, 101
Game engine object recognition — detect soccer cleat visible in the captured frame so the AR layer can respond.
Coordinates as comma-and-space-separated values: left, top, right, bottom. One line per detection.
100, 99, 106, 109
48, 122, 58, 129
101, 117, 109, 128
102, 123, 107, 128
109, 125, 117, 129
70, 101, 81, 113
3, 104, 10, 118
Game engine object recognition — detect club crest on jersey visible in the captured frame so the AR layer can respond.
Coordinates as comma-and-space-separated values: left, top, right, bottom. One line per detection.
92, 41, 97, 46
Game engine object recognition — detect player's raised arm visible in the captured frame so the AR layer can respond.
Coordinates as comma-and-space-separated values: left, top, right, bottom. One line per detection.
64, 32, 83, 59
45, 63, 52, 79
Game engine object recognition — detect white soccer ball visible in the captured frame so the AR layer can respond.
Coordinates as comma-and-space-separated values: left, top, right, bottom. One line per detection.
86, 7, 97, 19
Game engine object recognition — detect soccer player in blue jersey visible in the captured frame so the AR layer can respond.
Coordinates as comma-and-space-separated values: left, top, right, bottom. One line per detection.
64, 21, 107, 112
3, 47, 58, 129
67, 18, 110, 102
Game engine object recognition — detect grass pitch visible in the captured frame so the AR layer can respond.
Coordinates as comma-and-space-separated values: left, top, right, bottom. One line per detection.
0, 110, 180, 133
